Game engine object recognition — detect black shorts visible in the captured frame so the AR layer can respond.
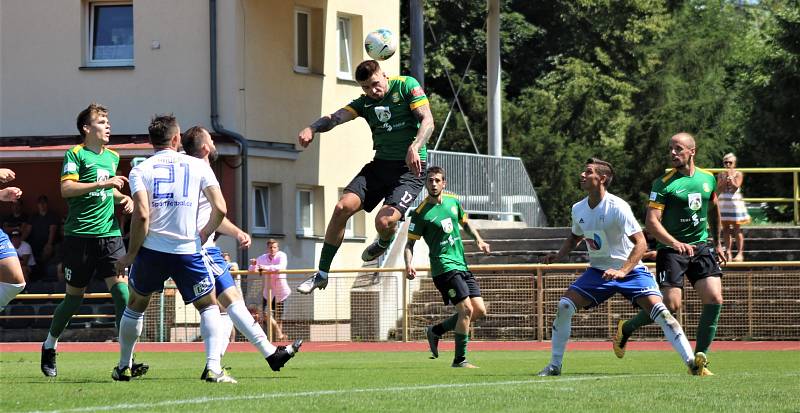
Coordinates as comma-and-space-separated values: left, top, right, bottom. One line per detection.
432, 270, 481, 305
61, 236, 126, 288
344, 159, 425, 214
655, 243, 723, 288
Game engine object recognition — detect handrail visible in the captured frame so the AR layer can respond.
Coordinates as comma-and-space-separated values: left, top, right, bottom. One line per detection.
667, 166, 800, 224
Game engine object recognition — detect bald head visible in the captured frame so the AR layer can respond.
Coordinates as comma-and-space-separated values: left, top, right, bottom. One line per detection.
671, 132, 696, 149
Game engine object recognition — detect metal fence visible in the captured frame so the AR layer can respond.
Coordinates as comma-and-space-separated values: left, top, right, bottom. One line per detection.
422, 151, 548, 226
3, 262, 799, 343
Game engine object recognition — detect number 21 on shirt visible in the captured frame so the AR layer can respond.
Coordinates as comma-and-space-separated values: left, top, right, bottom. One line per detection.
153, 163, 190, 199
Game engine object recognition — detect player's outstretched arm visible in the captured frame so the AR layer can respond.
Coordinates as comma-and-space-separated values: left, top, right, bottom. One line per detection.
407, 104, 435, 177
404, 239, 417, 280
298, 109, 357, 148
462, 220, 490, 253
542, 233, 583, 264
216, 217, 251, 249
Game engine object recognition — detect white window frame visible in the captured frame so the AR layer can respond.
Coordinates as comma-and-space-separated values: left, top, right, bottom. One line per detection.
337, 16, 353, 79
296, 189, 314, 236
294, 8, 311, 73
86, 1, 134, 67
253, 186, 271, 233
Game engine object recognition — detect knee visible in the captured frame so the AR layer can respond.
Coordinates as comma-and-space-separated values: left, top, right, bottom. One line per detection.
333, 202, 355, 220
472, 303, 486, 319
706, 295, 724, 305
459, 304, 474, 321
665, 301, 681, 314
556, 297, 577, 318
375, 214, 397, 232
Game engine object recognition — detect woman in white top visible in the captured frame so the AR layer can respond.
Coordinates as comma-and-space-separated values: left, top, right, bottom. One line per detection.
249, 239, 290, 340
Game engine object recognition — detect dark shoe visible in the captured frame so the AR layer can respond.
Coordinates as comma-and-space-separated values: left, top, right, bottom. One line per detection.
425, 326, 440, 359
131, 356, 149, 378
361, 239, 389, 261
266, 339, 303, 372
112, 366, 132, 382
296, 273, 328, 294
40, 345, 57, 377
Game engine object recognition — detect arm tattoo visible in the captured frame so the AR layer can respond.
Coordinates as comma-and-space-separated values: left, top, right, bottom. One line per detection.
412, 106, 434, 147
310, 115, 338, 133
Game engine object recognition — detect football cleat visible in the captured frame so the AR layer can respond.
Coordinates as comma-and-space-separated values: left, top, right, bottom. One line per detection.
361, 239, 389, 262
131, 357, 149, 378
425, 326, 440, 359
452, 360, 479, 368
266, 339, 303, 372
40, 345, 57, 377
612, 320, 629, 359
296, 273, 328, 294
537, 364, 562, 376
689, 352, 714, 376
112, 366, 132, 382
200, 364, 210, 380
204, 368, 237, 383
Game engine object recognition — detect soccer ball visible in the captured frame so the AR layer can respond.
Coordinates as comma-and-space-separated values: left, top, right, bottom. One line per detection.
364, 28, 397, 61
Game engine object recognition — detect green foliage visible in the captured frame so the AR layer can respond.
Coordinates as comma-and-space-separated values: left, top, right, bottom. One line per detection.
401, 0, 798, 225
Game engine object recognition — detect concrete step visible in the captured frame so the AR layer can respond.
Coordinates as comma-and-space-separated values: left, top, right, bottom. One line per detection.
463, 238, 581, 252
739, 238, 800, 250
741, 227, 800, 239
473, 227, 572, 240
465, 251, 589, 265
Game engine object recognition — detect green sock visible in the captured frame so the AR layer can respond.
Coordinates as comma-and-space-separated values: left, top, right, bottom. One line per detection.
454, 332, 469, 361
622, 309, 654, 336
318, 242, 340, 273
432, 313, 459, 336
49, 293, 84, 338
695, 304, 722, 354
109, 282, 130, 330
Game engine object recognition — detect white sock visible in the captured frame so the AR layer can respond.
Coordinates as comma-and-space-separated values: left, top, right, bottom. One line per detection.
44, 332, 59, 350
549, 297, 576, 368
651, 302, 694, 367
219, 312, 233, 358
0, 281, 25, 312
227, 300, 276, 357
200, 304, 224, 374
118, 308, 144, 370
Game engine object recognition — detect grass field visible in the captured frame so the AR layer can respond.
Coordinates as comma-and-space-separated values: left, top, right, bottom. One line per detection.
1, 350, 798, 412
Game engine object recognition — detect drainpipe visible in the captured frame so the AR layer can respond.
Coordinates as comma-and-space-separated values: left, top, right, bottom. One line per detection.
210, 0, 249, 268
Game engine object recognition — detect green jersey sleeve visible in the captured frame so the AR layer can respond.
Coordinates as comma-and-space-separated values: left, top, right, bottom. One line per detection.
456, 198, 468, 225
407, 209, 424, 241
648, 173, 670, 210
344, 95, 366, 118
399, 75, 429, 111
60, 147, 81, 182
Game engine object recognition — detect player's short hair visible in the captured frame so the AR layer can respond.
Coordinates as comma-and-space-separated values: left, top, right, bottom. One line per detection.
355, 60, 381, 82
182, 126, 209, 157
76, 103, 108, 137
148, 114, 179, 147
426, 166, 446, 180
267, 238, 279, 246
587, 158, 614, 188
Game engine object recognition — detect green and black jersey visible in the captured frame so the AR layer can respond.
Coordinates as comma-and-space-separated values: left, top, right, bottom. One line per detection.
344, 75, 429, 161
60, 144, 121, 237
408, 194, 469, 277
648, 167, 717, 249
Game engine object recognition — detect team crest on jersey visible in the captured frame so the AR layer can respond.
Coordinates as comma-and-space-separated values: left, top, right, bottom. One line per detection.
441, 217, 454, 234
585, 232, 603, 251
391, 92, 400, 103
374, 106, 392, 122
703, 182, 711, 193
96, 169, 110, 182
448, 289, 456, 298
688, 193, 702, 211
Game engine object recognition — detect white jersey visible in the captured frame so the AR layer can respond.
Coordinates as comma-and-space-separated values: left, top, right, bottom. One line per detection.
129, 149, 219, 254
197, 191, 215, 248
571, 192, 644, 271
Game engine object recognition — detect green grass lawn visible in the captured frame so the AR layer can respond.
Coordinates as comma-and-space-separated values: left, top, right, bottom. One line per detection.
1, 350, 798, 412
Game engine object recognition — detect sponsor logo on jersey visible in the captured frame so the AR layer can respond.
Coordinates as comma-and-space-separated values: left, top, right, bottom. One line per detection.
441, 217, 454, 234
375, 106, 392, 122
193, 277, 213, 296
585, 232, 603, 250
676, 188, 687, 194
703, 182, 711, 192
392, 92, 400, 103
64, 162, 78, 173
688, 193, 702, 211
579, 218, 585, 223
411, 86, 424, 97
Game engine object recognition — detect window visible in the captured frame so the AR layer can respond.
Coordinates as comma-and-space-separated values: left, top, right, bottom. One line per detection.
337, 17, 353, 79
294, 9, 311, 73
87, 2, 133, 66
253, 186, 271, 233
296, 189, 314, 236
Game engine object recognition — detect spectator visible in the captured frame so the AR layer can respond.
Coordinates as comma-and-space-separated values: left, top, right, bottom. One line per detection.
2, 198, 30, 237
250, 239, 289, 340
716, 153, 750, 262
10, 229, 36, 282
27, 195, 60, 279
